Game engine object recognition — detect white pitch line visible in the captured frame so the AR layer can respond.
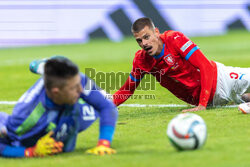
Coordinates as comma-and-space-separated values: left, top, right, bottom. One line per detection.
121, 104, 238, 108
121, 104, 187, 107
0, 101, 17, 105
0, 101, 238, 108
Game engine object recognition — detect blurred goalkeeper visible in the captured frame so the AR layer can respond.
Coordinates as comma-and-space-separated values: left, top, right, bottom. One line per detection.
113, 17, 250, 113
0, 57, 118, 158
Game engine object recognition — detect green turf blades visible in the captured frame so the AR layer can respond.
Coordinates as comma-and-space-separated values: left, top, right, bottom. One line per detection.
0, 31, 249, 167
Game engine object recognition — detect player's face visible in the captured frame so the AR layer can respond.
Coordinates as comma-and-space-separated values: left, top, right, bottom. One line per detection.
56, 74, 83, 105
133, 26, 162, 56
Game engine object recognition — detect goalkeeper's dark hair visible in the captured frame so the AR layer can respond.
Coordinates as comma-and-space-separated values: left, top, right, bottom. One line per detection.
44, 57, 79, 90
131, 17, 155, 33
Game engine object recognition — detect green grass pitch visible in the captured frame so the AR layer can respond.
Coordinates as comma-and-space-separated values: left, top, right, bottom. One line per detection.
0, 30, 249, 167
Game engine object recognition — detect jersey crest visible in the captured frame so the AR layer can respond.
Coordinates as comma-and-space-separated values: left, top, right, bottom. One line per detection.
164, 54, 175, 66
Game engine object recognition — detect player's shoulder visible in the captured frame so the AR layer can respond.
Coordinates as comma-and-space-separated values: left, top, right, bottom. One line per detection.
80, 73, 87, 80
160, 30, 185, 41
17, 78, 45, 104
80, 73, 92, 87
134, 48, 158, 59
134, 49, 146, 58
133, 49, 148, 64
133, 50, 155, 72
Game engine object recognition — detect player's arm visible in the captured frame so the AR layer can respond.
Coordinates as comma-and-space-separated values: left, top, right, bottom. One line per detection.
182, 49, 214, 112
113, 66, 145, 106
0, 131, 63, 158
113, 75, 141, 106
171, 31, 214, 111
80, 74, 118, 155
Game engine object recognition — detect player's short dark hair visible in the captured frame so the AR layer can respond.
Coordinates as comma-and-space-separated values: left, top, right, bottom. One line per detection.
44, 57, 79, 90
131, 17, 155, 33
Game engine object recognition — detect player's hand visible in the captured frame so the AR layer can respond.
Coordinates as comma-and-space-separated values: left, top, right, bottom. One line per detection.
25, 131, 64, 157
182, 105, 206, 113
85, 139, 116, 155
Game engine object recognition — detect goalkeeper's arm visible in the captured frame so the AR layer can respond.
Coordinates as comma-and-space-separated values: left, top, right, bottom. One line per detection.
0, 131, 63, 158
82, 87, 118, 155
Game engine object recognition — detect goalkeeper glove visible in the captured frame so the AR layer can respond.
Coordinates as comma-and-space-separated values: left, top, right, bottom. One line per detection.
86, 139, 116, 155
24, 131, 64, 157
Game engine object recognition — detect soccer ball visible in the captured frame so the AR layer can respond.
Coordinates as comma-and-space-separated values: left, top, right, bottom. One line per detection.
167, 113, 207, 150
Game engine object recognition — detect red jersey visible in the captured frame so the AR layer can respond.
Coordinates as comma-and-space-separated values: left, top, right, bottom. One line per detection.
113, 31, 217, 107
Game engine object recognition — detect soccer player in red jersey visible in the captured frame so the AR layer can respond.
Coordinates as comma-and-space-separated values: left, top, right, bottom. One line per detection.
113, 17, 250, 112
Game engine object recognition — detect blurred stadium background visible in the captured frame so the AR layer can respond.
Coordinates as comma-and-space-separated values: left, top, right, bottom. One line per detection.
0, 0, 249, 47
0, 0, 250, 167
